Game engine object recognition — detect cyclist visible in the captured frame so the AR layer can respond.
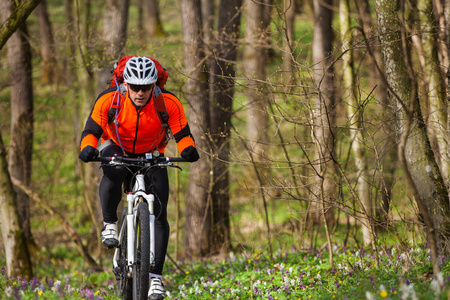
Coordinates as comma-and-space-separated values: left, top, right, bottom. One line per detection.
78, 56, 199, 300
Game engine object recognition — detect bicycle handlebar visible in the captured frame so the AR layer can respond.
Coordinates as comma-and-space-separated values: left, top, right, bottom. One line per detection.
92, 156, 187, 165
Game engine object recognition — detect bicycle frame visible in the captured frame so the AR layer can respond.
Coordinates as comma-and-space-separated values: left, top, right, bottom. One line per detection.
112, 173, 156, 274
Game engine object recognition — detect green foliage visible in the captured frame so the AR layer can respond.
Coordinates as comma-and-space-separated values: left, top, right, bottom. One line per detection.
2, 243, 450, 299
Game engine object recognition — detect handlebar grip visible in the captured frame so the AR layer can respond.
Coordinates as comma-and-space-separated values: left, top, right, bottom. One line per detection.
92, 157, 113, 162
165, 157, 187, 163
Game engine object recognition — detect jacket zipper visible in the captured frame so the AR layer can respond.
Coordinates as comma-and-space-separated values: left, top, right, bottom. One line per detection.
132, 106, 142, 154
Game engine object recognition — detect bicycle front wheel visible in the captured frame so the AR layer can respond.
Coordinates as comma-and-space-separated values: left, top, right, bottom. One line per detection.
117, 207, 132, 299
132, 201, 150, 300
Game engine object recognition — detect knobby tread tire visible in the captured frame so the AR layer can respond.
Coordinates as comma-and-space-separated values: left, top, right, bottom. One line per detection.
133, 201, 150, 300
118, 207, 132, 299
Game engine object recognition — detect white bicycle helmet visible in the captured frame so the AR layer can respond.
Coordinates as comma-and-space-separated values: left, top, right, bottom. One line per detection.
123, 56, 158, 85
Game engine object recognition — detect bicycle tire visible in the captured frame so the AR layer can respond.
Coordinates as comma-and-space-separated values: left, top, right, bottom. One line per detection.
132, 200, 150, 300
117, 207, 132, 299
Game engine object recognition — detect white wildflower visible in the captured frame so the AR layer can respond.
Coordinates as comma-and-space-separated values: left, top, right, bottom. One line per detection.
430, 273, 443, 296
52, 280, 62, 292
195, 285, 202, 295
399, 283, 417, 300
365, 291, 375, 300
67, 285, 76, 295
3, 286, 11, 297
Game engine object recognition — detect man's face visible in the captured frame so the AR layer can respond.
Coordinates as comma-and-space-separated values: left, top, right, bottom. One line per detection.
125, 83, 154, 107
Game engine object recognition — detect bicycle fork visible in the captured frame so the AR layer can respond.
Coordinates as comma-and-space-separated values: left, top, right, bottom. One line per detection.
113, 174, 156, 274
128, 191, 156, 267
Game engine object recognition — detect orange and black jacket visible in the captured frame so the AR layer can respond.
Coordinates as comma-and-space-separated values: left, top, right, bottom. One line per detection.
80, 87, 195, 155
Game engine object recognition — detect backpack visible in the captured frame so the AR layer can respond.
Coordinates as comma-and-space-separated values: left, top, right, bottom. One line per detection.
109, 56, 169, 89
107, 56, 172, 149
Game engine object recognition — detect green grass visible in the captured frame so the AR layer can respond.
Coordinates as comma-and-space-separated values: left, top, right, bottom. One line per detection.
1, 242, 450, 299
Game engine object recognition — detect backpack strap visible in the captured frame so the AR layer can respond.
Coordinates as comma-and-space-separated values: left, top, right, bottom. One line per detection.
153, 86, 173, 146
153, 86, 169, 127
108, 83, 126, 124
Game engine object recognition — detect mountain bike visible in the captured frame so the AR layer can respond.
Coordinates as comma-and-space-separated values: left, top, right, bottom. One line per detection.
94, 152, 185, 300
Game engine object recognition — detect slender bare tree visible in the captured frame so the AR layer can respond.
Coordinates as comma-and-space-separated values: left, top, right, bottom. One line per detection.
72, 0, 103, 255
35, 0, 56, 84
339, 0, 372, 246
1, 0, 35, 248
201, 0, 214, 45
209, 0, 243, 254
415, 0, 449, 187
243, 0, 269, 161
310, 0, 335, 226
145, 0, 165, 37
180, 0, 212, 258
356, 0, 395, 228
0, 132, 33, 280
0, 0, 37, 278
96, 0, 129, 91
281, 0, 296, 88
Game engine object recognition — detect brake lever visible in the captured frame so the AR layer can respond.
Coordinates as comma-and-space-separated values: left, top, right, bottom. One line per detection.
157, 162, 183, 171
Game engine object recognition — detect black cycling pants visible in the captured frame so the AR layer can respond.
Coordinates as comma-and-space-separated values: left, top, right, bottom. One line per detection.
99, 144, 170, 275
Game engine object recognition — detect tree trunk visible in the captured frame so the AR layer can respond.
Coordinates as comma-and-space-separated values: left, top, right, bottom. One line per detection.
416, 0, 449, 187
181, 0, 212, 258
244, 0, 269, 160
73, 0, 104, 256
310, 0, 335, 225
136, 0, 144, 35
209, 0, 243, 255
201, 0, 214, 45
432, 0, 449, 81
145, 0, 165, 37
0, 131, 33, 280
375, 0, 450, 261
281, 0, 296, 88
340, 0, 372, 246
356, 0, 395, 229
96, 0, 129, 92
1, 0, 35, 247
35, 0, 56, 84
242, 0, 273, 253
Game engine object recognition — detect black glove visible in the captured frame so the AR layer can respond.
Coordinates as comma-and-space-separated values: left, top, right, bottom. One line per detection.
181, 146, 199, 162
79, 146, 99, 162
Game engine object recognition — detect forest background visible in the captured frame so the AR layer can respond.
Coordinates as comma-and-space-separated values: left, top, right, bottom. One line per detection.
1, 0, 450, 299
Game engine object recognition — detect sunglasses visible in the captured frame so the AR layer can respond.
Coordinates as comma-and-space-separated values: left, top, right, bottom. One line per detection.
128, 84, 154, 92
